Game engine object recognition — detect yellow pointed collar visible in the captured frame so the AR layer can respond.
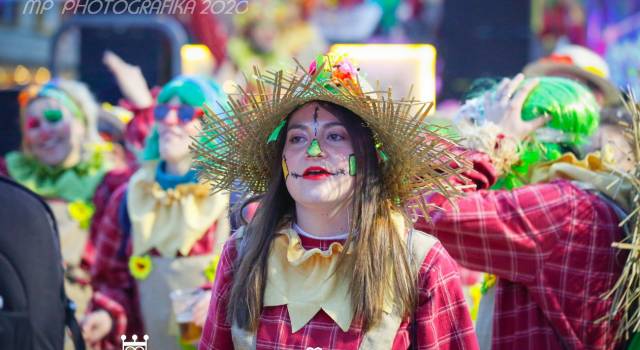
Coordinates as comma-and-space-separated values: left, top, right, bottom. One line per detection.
529, 152, 633, 212
263, 227, 394, 333
127, 162, 228, 257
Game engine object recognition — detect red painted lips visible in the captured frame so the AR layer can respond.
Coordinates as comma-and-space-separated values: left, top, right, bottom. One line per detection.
302, 166, 332, 180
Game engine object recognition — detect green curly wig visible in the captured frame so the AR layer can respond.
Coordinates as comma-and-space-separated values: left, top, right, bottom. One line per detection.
494, 77, 600, 189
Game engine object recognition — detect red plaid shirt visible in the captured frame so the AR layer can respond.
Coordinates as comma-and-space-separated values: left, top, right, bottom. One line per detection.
83, 168, 136, 272
88, 183, 219, 349
199, 233, 479, 350
420, 176, 626, 350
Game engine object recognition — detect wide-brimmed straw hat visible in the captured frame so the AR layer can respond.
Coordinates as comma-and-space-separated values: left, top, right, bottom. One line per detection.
192, 53, 469, 213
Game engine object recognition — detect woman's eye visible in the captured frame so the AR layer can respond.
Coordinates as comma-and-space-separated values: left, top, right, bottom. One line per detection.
327, 133, 345, 141
289, 135, 305, 144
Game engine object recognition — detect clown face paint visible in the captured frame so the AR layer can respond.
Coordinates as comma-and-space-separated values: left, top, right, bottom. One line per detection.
157, 97, 201, 164
283, 102, 355, 210
23, 97, 85, 166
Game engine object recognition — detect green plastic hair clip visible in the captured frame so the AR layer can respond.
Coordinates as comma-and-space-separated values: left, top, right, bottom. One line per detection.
267, 120, 286, 144
43, 109, 63, 123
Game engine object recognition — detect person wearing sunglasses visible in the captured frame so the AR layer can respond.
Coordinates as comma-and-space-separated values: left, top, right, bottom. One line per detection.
82, 76, 231, 349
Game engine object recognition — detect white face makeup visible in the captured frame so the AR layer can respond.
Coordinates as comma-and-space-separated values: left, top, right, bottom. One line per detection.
23, 97, 85, 167
157, 97, 201, 164
282, 102, 355, 210
599, 124, 634, 172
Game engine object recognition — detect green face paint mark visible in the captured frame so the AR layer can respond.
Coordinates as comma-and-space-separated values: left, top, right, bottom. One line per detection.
307, 139, 323, 157
43, 109, 63, 123
268, 119, 286, 144
349, 154, 356, 176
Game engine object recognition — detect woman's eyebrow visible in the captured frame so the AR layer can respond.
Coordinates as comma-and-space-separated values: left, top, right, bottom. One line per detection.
324, 122, 345, 129
287, 121, 345, 131
287, 123, 308, 131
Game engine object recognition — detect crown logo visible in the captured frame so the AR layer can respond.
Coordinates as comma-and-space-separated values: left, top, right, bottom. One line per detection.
121, 334, 149, 350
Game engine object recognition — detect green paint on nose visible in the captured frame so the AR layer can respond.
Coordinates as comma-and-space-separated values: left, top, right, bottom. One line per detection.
43, 109, 63, 123
307, 139, 322, 157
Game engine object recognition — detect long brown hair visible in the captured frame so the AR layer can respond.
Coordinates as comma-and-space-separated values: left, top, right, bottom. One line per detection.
227, 101, 417, 331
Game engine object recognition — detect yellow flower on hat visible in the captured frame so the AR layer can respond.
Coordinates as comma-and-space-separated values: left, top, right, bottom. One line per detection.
129, 255, 153, 280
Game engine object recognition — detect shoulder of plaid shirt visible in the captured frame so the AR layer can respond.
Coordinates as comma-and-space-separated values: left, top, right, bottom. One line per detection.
418, 150, 627, 350
199, 228, 479, 349
86, 182, 219, 349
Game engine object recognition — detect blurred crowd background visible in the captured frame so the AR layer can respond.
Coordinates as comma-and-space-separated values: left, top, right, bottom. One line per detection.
0, 1, 639, 349
0, 0, 638, 156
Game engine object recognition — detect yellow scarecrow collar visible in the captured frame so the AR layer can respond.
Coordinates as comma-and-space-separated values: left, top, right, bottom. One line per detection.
127, 162, 228, 257
260, 226, 394, 333
530, 152, 634, 212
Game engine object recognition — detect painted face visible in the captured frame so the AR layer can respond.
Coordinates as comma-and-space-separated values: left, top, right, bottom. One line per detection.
23, 97, 85, 167
593, 124, 635, 172
282, 102, 356, 210
156, 97, 202, 163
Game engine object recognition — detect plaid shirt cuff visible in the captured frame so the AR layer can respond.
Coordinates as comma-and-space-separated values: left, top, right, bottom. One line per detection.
90, 291, 128, 347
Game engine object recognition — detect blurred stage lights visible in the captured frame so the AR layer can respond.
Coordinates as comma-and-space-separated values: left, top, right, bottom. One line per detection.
329, 44, 437, 112
181, 44, 216, 76
14, 65, 32, 85
4, 66, 51, 87
34, 67, 51, 85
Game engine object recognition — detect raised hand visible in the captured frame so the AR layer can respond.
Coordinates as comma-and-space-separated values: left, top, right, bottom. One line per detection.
483, 73, 548, 142
103, 50, 153, 109
81, 310, 113, 344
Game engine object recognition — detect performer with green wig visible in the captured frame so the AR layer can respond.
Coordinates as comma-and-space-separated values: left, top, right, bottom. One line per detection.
456, 75, 600, 189
416, 73, 631, 349
82, 75, 231, 350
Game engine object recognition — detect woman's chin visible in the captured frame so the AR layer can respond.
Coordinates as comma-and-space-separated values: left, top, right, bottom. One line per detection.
33, 149, 71, 167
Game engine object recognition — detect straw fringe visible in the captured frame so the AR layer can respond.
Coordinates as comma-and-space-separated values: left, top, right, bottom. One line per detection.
191, 57, 471, 214
601, 90, 640, 342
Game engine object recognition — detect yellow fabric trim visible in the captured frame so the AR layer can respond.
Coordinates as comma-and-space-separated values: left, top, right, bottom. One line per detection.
529, 152, 633, 212
263, 226, 394, 333
583, 65, 606, 78
127, 162, 229, 257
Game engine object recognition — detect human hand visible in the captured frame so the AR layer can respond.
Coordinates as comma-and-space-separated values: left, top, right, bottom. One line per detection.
103, 50, 153, 109
81, 309, 113, 344
483, 74, 548, 142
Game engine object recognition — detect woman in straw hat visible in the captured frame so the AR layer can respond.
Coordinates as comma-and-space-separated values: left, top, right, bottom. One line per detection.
194, 54, 479, 349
